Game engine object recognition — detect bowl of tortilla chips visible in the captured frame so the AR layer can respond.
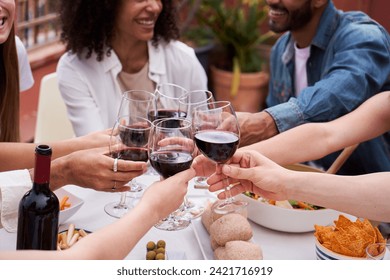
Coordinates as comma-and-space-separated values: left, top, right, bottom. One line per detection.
314, 215, 386, 260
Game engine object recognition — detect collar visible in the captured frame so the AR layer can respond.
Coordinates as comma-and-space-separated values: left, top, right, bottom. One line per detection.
282, 0, 340, 64
101, 41, 167, 78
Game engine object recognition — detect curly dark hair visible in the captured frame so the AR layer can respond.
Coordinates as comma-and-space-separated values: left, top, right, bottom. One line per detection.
58, 0, 180, 61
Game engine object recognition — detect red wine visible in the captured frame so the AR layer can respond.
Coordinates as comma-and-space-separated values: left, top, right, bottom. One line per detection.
149, 151, 193, 178
194, 131, 239, 163
119, 147, 149, 162
119, 124, 150, 147
16, 145, 59, 250
148, 110, 187, 127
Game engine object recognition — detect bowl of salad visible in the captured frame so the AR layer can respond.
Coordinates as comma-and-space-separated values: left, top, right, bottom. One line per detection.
238, 164, 344, 233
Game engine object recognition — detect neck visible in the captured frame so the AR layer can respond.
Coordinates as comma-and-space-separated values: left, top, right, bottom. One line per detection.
291, 4, 327, 48
111, 37, 148, 73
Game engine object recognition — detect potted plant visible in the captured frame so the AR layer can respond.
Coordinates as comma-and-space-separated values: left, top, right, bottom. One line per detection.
197, 0, 275, 112
178, 0, 215, 72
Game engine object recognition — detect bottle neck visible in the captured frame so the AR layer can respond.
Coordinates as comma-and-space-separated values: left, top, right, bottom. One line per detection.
33, 152, 51, 187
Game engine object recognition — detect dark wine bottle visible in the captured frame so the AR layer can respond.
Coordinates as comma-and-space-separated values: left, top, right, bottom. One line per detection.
16, 145, 59, 250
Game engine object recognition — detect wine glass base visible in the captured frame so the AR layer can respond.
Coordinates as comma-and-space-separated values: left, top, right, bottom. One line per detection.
176, 205, 205, 220
211, 199, 248, 221
193, 176, 209, 188
104, 202, 132, 219
154, 216, 191, 231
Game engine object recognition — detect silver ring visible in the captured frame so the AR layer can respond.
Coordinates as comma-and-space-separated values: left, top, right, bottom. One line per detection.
113, 158, 118, 172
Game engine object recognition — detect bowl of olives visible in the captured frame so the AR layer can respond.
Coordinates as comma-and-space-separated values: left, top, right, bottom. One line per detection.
146, 240, 167, 260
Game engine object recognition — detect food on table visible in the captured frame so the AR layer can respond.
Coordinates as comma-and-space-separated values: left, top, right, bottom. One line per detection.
145, 239, 166, 260
59, 195, 71, 211
57, 223, 89, 250
244, 191, 324, 210
210, 213, 253, 246
314, 215, 385, 257
200, 201, 263, 260
214, 240, 263, 260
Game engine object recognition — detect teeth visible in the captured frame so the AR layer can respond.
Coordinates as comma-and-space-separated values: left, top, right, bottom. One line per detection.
138, 20, 154, 25
270, 10, 286, 16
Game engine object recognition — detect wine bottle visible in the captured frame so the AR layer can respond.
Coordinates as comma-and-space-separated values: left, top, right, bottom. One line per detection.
16, 145, 59, 250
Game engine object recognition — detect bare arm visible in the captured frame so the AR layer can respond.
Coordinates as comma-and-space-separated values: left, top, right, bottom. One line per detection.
1, 168, 195, 259
0, 129, 111, 171
207, 150, 390, 222
242, 91, 390, 165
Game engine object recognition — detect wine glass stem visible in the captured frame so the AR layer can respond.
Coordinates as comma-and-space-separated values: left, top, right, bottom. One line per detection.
119, 192, 127, 206
217, 163, 234, 203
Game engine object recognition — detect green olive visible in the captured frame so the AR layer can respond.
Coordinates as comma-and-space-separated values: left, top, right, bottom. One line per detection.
146, 250, 157, 260
157, 240, 166, 248
156, 252, 165, 260
146, 241, 156, 251
156, 247, 165, 254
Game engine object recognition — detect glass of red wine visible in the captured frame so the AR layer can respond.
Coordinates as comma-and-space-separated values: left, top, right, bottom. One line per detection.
117, 89, 155, 118
104, 115, 152, 218
178, 89, 215, 219
148, 118, 195, 231
192, 101, 247, 220
118, 90, 156, 180
148, 83, 188, 125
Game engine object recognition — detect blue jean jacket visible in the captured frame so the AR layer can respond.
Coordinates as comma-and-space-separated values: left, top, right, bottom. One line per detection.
265, 0, 390, 175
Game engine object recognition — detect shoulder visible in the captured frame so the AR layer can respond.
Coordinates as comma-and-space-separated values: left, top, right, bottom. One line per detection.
15, 36, 28, 58
159, 40, 197, 59
337, 11, 389, 43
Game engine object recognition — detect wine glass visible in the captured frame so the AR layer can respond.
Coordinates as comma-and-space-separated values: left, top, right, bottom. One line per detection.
104, 115, 152, 218
148, 118, 195, 231
192, 101, 247, 220
178, 89, 214, 219
118, 90, 156, 180
148, 83, 188, 124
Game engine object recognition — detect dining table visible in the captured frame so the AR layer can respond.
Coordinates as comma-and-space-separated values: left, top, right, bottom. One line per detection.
0, 174, 361, 260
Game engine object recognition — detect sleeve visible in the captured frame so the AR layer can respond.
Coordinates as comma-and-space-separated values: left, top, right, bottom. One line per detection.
15, 36, 34, 92
0, 170, 32, 232
266, 23, 390, 133
57, 54, 106, 136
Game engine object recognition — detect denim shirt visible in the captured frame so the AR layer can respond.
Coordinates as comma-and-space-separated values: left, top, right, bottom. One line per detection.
265, 1, 390, 174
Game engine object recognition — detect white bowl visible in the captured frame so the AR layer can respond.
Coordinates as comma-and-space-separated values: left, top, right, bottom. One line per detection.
239, 194, 342, 233
54, 188, 84, 225
315, 239, 385, 260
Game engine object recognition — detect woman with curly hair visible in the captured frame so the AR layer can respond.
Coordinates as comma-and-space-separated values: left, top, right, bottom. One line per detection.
57, 0, 208, 136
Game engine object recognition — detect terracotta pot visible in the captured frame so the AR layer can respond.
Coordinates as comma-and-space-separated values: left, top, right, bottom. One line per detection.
210, 65, 269, 112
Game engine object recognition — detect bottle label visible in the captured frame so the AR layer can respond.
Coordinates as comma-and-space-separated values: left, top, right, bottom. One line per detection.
34, 153, 51, 184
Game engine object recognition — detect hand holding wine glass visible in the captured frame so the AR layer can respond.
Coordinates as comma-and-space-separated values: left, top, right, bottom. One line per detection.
104, 115, 152, 218
192, 101, 247, 220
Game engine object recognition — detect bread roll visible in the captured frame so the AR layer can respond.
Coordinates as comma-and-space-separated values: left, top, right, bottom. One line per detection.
201, 202, 213, 233
214, 240, 263, 260
210, 213, 252, 246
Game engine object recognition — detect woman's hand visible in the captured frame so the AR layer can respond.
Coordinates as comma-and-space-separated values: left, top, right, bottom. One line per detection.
191, 154, 217, 178
50, 147, 147, 191
207, 150, 290, 201
141, 168, 196, 222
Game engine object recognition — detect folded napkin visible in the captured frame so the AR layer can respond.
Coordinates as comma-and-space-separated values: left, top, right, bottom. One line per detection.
0, 170, 32, 232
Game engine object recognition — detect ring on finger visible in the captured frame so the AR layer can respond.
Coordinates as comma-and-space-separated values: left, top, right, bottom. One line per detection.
113, 158, 118, 172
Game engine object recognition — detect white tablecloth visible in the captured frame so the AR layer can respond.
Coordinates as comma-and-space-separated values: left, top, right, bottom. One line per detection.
0, 175, 319, 260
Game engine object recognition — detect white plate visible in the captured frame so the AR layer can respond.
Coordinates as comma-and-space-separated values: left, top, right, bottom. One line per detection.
192, 219, 214, 260
55, 188, 84, 225
239, 193, 345, 233
191, 219, 257, 260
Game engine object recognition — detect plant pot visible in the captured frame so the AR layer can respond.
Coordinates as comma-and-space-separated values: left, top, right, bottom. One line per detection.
210, 65, 269, 112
